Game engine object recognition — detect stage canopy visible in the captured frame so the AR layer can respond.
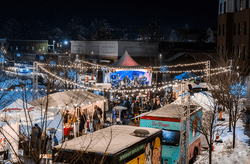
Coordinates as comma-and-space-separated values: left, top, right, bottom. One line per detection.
174, 71, 200, 80
109, 51, 142, 68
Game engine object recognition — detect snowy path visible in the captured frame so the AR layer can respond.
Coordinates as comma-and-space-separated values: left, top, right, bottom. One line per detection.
195, 113, 250, 164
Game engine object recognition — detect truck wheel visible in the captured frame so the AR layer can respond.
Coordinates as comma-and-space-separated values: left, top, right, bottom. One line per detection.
192, 148, 198, 163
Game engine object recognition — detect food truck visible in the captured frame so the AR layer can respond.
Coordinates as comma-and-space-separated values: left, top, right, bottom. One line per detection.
140, 103, 202, 164
53, 125, 162, 164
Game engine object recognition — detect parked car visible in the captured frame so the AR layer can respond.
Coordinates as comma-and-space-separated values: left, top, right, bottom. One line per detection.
17, 66, 29, 73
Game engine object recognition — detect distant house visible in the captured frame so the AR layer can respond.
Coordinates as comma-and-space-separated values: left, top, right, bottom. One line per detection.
0, 39, 48, 63
167, 27, 206, 43
205, 27, 217, 43
168, 29, 182, 42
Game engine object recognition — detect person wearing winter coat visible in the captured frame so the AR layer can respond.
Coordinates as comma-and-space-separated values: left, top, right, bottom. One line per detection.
145, 102, 152, 111
79, 111, 87, 134
31, 126, 39, 149
133, 101, 140, 123
153, 100, 162, 110
84, 118, 93, 134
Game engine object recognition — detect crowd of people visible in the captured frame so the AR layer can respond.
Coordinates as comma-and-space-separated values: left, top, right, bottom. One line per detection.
59, 90, 175, 140
107, 90, 175, 125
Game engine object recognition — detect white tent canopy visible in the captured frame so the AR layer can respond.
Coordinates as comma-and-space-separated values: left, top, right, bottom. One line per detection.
2, 99, 34, 112
29, 90, 106, 108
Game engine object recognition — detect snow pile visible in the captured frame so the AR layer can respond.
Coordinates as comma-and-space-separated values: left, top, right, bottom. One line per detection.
195, 137, 250, 164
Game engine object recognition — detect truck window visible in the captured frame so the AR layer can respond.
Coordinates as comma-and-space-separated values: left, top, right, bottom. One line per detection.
162, 129, 180, 146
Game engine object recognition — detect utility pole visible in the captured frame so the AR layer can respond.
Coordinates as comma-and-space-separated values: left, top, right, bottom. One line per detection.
186, 91, 190, 164
179, 81, 186, 163
206, 60, 210, 84
32, 61, 38, 100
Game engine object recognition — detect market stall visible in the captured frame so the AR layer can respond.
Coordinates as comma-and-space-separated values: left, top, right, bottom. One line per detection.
30, 90, 108, 140
0, 99, 55, 163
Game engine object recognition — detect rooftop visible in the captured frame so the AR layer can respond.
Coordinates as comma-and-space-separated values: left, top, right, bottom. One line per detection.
55, 125, 161, 154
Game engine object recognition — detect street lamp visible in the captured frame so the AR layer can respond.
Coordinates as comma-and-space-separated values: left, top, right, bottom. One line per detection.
159, 54, 162, 66
53, 40, 55, 53
64, 41, 68, 54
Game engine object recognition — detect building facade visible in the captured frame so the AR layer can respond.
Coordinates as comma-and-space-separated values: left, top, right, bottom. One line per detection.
0, 39, 48, 63
218, 0, 250, 58
70, 40, 158, 62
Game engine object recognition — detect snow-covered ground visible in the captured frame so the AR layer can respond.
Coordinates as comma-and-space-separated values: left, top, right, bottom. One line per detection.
195, 114, 250, 164
0, 78, 47, 110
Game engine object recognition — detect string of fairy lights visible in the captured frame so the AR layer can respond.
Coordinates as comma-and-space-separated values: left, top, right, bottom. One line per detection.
0, 61, 229, 93
35, 62, 229, 93
40, 60, 210, 71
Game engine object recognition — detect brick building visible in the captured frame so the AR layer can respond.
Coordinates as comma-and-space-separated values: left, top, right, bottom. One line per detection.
217, 0, 250, 59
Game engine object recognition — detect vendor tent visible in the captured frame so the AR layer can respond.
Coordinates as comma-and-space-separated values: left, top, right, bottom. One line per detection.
109, 51, 142, 68
174, 71, 200, 80
29, 90, 106, 108
2, 99, 34, 112
0, 99, 54, 124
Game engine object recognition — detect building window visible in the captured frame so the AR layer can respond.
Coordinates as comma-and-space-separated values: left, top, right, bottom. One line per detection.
32, 46, 34, 50
240, 0, 243, 10
223, 24, 225, 36
43, 46, 45, 51
244, 21, 247, 35
26, 46, 29, 50
224, 2, 226, 13
39, 49, 41, 51
219, 25, 221, 36
16, 46, 18, 50
10, 46, 13, 50
220, 3, 223, 14
238, 23, 241, 35
235, 0, 238, 11
57, 43, 59, 47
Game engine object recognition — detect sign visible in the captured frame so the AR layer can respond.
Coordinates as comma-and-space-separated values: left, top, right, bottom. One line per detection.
119, 144, 144, 162
152, 121, 169, 128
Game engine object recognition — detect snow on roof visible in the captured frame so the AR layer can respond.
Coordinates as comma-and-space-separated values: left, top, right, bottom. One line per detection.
29, 90, 106, 108
145, 103, 184, 119
55, 125, 161, 154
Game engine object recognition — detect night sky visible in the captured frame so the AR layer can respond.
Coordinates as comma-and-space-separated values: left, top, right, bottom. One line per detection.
1, 0, 218, 29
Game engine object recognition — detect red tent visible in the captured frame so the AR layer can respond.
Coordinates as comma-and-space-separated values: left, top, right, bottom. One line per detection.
109, 51, 142, 68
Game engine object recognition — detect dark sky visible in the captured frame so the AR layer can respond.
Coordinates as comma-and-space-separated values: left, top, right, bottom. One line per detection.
1, 0, 218, 29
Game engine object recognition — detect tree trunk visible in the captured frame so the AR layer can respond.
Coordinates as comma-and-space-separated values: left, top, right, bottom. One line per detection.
209, 144, 212, 164
233, 122, 236, 148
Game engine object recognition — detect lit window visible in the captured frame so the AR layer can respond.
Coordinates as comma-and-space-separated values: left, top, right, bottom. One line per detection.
57, 43, 59, 47
32, 46, 34, 50
43, 46, 45, 50
39, 49, 41, 51
240, 0, 243, 10
16, 46, 18, 50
